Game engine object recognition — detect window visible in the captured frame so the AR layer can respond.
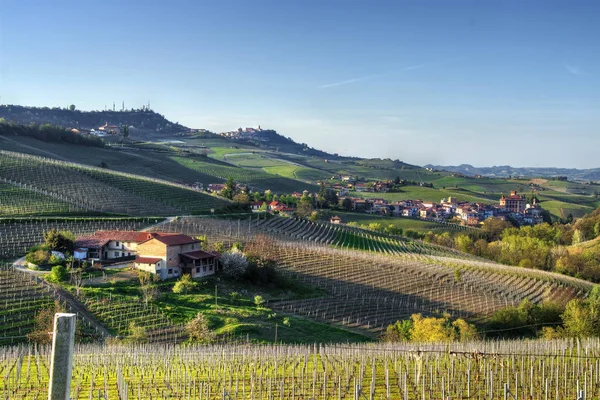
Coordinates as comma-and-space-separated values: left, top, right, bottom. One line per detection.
203, 266, 207, 272
209, 264, 213, 271
168, 269, 173, 274
196, 267, 200, 273
114, 251, 119, 257
115, 241, 120, 247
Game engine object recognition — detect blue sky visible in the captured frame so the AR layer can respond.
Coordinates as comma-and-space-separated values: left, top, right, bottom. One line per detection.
1, 0, 599, 168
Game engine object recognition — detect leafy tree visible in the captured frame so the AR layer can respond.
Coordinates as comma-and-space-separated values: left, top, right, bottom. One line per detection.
308, 210, 320, 222
123, 125, 129, 138
26, 249, 51, 265
254, 295, 265, 307
341, 198, 353, 211
572, 229, 585, 245
232, 192, 250, 204
383, 320, 412, 342
68, 104, 76, 111
186, 313, 214, 343
43, 229, 75, 253
409, 314, 457, 342
47, 265, 68, 283
220, 249, 248, 279
172, 274, 197, 294
220, 177, 237, 200
296, 196, 314, 218
27, 301, 66, 344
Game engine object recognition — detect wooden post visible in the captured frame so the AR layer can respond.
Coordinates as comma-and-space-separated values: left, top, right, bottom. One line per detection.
48, 313, 76, 400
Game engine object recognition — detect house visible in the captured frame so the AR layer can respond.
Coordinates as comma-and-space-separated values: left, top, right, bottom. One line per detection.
250, 201, 265, 211
74, 230, 151, 263
330, 216, 342, 224
207, 184, 226, 193
134, 233, 218, 280
500, 191, 526, 213
98, 122, 120, 134
354, 183, 371, 192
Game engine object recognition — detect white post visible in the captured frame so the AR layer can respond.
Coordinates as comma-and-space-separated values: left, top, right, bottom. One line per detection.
48, 313, 76, 400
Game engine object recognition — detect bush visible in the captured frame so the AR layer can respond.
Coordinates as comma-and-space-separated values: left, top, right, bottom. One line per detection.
254, 295, 265, 307
26, 249, 51, 265
172, 274, 197, 294
186, 313, 214, 343
46, 265, 68, 283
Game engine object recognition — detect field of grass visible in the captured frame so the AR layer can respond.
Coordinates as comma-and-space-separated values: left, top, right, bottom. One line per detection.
171, 155, 318, 193
77, 273, 369, 344
333, 211, 466, 234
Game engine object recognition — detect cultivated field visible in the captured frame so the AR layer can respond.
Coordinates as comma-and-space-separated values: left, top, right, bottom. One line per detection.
0, 150, 229, 216
2, 339, 599, 399
150, 217, 591, 334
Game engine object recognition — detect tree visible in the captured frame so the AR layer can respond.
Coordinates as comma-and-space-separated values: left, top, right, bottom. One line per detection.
254, 295, 265, 307
572, 229, 585, 245
68, 104, 76, 111
27, 301, 65, 344
220, 249, 248, 279
47, 265, 68, 283
43, 229, 75, 253
296, 201, 314, 219
186, 313, 214, 343
232, 192, 250, 204
123, 125, 129, 138
220, 177, 237, 200
383, 320, 412, 342
341, 198, 353, 211
409, 314, 457, 342
125, 322, 147, 343
172, 274, 197, 294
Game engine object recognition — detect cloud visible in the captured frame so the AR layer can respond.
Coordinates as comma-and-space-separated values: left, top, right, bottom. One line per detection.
318, 75, 378, 89
565, 64, 584, 76
318, 58, 461, 89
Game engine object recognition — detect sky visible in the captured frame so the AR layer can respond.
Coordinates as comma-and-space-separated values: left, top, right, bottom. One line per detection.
1, 0, 600, 168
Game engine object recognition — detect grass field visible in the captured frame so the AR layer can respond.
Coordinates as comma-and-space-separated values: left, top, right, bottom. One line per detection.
77, 273, 369, 343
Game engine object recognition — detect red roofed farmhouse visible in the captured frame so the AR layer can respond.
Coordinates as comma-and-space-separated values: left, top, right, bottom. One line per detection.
134, 233, 219, 280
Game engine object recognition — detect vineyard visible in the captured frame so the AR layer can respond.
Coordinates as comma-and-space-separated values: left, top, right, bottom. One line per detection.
0, 265, 54, 346
0, 151, 229, 216
0, 183, 91, 217
0, 218, 155, 259
171, 156, 319, 193
149, 217, 592, 334
2, 339, 600, 399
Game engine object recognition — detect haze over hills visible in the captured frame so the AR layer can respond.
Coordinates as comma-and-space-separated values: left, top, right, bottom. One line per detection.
426, 164, 600, 182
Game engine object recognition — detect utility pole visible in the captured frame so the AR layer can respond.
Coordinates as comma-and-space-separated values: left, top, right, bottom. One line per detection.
48, 313, 76, 400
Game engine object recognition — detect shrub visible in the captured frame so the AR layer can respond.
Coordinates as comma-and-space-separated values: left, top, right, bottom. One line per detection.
46, 265, 68, 283
186, 313, 214, 343
172, 274, 197, 294
26, 249, 51, 265
254, 295, 265, 307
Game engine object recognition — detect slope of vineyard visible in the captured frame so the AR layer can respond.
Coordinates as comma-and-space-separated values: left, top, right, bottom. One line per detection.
150, 217, 592, 334
0, 264, 54, 345
0, 150, 230, 216
0, 182, 94, 217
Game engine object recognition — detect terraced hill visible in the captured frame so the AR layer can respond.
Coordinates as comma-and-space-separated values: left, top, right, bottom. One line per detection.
0, 150, 230, 216
149, 216, 592, 335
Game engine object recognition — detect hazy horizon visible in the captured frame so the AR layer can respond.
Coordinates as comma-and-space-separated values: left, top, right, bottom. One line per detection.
2, 0, 599, 168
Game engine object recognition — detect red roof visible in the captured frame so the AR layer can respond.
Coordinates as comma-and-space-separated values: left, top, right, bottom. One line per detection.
180, 250, 220, 260
135, 256, 162, 264
94, 230, 149, 242
141, 234, 199, 246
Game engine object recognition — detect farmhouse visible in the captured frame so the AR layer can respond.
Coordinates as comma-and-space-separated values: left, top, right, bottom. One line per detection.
134, 233, 219, 280
74, 230, 151, 262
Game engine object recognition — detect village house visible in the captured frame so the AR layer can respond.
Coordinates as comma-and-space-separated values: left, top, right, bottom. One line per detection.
74, 230, 151, 263
98, 122, 120, 134
330, 216, 342, 224
134, 233, 219, 280
354, 183, 371, 192
500, 191, 527, 213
